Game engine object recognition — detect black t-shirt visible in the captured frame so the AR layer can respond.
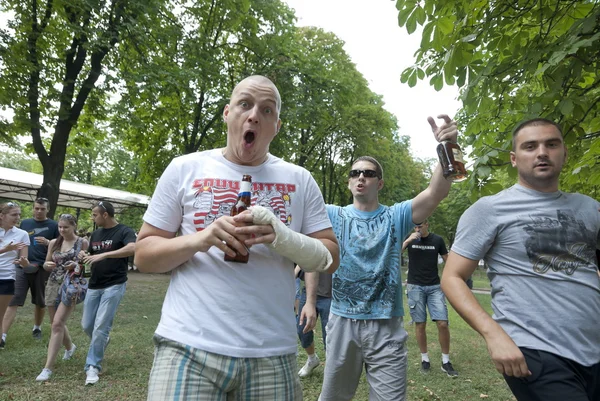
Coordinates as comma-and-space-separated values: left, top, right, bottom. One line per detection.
406, 233, 448, 286
20, 218, 59, 265
88, 223, 136, 289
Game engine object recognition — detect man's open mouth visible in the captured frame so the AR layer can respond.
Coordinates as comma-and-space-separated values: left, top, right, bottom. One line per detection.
244, 130, 256, 144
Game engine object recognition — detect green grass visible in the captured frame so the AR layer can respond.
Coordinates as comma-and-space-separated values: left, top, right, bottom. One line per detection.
0, 273, 513, 400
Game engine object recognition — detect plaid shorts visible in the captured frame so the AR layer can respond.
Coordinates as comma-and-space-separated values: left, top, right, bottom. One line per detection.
147, 335, 302, 401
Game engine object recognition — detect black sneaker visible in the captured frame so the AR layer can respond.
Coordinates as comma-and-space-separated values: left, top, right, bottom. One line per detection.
441, 362, 458, 377
421, 360, 431, 373
0, 339, 5, 349
32, 328, 42, 340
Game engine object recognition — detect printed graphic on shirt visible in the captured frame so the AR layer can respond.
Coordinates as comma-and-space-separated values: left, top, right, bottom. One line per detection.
27, 227, 50, 236
91, 240, 113, 252
191, 178, 296, 232
333, 208, 399, 316
523, 209, 597, 275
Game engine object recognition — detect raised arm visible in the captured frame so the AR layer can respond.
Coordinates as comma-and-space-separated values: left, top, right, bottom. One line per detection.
441, 251, 531, 378
411, 115, 457, 224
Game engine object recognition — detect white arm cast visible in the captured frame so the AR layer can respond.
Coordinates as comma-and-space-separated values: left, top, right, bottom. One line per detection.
250, 205, 333, 273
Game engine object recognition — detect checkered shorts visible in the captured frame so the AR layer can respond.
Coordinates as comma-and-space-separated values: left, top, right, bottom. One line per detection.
147, 335, 302, 401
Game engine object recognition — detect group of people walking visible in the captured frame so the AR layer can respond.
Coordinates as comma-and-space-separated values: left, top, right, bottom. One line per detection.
0, 198, 136, 385
1, 75, 598, 401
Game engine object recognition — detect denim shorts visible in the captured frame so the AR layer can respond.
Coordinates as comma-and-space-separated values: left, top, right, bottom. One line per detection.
406, 284, 448, 323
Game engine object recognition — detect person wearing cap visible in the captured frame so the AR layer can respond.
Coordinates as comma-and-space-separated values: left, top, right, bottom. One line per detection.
79, 201, 136, 385
2, 197, 58, 348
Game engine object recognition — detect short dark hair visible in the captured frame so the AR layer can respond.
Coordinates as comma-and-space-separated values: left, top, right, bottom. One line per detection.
95, 201, 115, 217
351, 156, 383, 179
512, 118, 563, 151
35, 197, 49, 206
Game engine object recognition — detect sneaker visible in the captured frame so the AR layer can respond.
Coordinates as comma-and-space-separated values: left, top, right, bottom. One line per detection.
421, 360, 431, 373
85, 366, 100, 385
0, 339, 5, 349
441, 362, 458, 377
63, 344, 76, 360
32, 328, 42, 340
36, 368, 52, 382
298, 355, 320, 377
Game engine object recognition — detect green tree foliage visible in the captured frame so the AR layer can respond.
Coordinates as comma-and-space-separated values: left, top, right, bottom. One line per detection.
396, 0, 600, 197
0, 0, 165, 217
112, 0, 297, 191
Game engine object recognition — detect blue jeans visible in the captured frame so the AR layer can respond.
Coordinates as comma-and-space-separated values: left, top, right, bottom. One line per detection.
296, 289, 331, 350
406, 284, 448, 323
81, 282, 126, 371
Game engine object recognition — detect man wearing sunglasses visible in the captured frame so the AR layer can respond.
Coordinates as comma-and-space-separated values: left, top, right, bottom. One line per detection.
136, 75, 339, 401
2, 197, 58, 348
319, 115, 459, 401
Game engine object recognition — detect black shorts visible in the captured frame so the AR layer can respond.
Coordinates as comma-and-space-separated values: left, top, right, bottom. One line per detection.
9, 267, 50, 307
504, 347, 600, 401
0, 279, 15, 296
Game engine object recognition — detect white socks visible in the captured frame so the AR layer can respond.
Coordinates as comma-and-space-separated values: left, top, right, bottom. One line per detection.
1, 333, 6, 341
442, 353, 450, 364
421, 352, 430, 362
33, 325, 41, 331
307, 353, 318, 363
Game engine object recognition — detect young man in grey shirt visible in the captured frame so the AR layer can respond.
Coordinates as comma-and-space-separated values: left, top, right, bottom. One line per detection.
442, 118, 600, 401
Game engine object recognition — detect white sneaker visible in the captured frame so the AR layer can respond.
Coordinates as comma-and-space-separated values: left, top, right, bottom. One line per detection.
36, 368, 52, 382
85, 366, 100, 385
63, 343, 76, 360
298, 355, 320, 377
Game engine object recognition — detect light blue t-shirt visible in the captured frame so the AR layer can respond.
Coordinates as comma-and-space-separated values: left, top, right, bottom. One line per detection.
327, 201, 414, 319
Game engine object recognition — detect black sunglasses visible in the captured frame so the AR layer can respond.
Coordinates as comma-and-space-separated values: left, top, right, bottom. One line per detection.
36, 197, 49, 203
97, 201, 107, 211
349, 169, 379, 179
60, 214, 75, 220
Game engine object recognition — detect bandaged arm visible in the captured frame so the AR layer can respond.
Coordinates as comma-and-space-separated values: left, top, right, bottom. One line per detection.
251, 206, 337, 273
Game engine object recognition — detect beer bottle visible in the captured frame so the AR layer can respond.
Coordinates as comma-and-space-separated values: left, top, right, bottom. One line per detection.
224, 174, 252, 263
437, 141, 468, 182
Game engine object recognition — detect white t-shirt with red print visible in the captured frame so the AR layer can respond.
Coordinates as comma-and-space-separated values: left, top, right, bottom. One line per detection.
143, 149, 332, 358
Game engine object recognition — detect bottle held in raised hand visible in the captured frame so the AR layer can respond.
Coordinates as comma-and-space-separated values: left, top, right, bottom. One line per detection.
437, 141, 467, 182
224, 175, 252, 263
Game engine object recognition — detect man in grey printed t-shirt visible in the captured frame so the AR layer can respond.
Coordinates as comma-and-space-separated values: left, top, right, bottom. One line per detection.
441, 118, 600, 401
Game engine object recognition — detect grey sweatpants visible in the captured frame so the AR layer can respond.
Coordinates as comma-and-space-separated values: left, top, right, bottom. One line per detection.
319, 314, 408, 401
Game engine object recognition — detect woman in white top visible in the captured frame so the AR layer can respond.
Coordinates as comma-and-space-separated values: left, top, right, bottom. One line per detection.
36, 214, 88, 381
0, 202, 30, 348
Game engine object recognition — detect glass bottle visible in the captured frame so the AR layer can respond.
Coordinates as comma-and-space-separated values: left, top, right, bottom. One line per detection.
437, 141, 467, 182
224, 174, 252, 263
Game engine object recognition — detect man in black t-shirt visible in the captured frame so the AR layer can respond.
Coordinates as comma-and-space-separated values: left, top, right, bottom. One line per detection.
2, 198, 58, 348
79, 201, 135, 385
402, 221, 458, 377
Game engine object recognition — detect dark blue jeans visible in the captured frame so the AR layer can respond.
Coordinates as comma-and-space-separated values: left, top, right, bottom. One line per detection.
296, 289, 331, 350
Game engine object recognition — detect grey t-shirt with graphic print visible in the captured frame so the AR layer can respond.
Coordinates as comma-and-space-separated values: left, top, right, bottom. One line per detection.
452, 184, 600, 366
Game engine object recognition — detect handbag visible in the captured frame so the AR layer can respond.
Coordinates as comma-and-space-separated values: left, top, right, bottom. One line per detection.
59, 238, 88, 306
60, 273, 88, 306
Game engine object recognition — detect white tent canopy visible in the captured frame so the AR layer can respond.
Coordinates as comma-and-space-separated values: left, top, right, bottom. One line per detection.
0, 166, 150, 213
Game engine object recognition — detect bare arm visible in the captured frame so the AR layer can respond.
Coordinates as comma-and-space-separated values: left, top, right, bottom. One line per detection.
411, 115, 457, 224
134, 213, 251, 274
300, 271, 319, 333
402, 232, 420, 251
441, 251, 531, 378
83, 242, 136, 265
441, 253, 448, 263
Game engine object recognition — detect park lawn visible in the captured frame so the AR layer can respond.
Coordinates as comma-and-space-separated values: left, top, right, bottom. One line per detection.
0, 273, 513, 401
